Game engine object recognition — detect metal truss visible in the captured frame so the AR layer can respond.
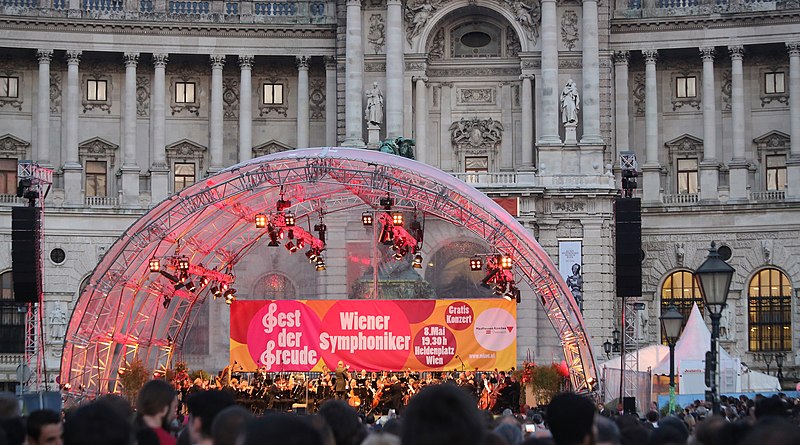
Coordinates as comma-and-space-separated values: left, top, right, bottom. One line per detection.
622, 298, 640, 403
61, 148, 599, 397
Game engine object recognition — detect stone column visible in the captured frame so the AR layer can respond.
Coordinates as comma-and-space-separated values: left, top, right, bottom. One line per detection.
642, 49, 660, 203
297, 56, 310, 149
343, 0, 365, 146
209, 55, 225, 172
36, 50, 52, 166
520, 74, 534, 167
239, 55, 254, 162
121, 52, 141, 207
613, 51, 630, 159
580, 0, 602, 144
63, 50, 83, 206
728, 46, 748, 201
325, 56, 337, 146
386, 0, 403, 138
787, 42, 800, 200
440, 82, 453, 170
150, 53, 169, 203
413, 76, 427, 164
699, 47, 719, 201
538, 0, 560, 144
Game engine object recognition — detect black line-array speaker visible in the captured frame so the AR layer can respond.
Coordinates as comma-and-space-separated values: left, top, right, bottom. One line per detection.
12, 206, 41, 303
615, 198, 642, 298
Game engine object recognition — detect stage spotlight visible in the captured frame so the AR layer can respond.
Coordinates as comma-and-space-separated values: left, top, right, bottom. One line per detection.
469, 256, 483, 271
391, 212, 404, 226
412, 254, 423, 269
513, 287, 521, 304
268, 229, 280, 247
149, 258, 160, 273
284, 211, 296, 227
185, 281, 196, 292
306, 249, 319, 263
162, 296, 171, 309
503, 292, 513, 301
380, 195, 393, 209
285, 241, 298, 253
493, 282, 507, 296
179, 270, 189, 283
315, 257, 326, 271
379, 225, 394, 245
276, 198, 291, 211
361, 212, 373, 226
255, 213, 267, 228
211, 286, 222, 299
315, 223, 327, 244
297, 238, 305, 249
199, 276, 210, 287
224, 289, 236, 304
178, 256, 190, 271
499, 255, 513, 270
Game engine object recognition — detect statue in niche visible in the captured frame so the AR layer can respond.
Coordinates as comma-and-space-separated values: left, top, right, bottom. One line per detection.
405, 0, 437, 44
511, 0, 539, 41
365, 82, 384, 127
49, 306, 67, 341
379, 137, 416, 160
565, 263, 583, 313
368, 14, 386, 53
560, 79, 580, 124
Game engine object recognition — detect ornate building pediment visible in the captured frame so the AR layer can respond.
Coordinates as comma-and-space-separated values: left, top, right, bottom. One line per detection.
252, 140, 293, 158
0, 133, 30, 159
78, 137, 118, 163
753, 130, 790, 152
449, 117, 503, 152
664, 134, 703, 157
165, 139, 207, 159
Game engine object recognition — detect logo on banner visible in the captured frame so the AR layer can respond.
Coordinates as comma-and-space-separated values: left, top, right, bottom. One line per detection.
473, 308, 516, 351
248, 301, 321, 371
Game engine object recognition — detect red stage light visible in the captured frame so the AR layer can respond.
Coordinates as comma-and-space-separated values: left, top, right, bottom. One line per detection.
391, 212, 404, 226
148, 258, 160, 272
254, 213, 267, 228
361, 212, 373, 226
469, 256, 483, 271
499, 255, 513, 270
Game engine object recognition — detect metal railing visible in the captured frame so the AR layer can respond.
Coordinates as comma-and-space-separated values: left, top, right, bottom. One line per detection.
750, 190, 785, 202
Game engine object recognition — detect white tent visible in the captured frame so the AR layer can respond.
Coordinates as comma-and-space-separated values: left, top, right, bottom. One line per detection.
598, 344, 670, 372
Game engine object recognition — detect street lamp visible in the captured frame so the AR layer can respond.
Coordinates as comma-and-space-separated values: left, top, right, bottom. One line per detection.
695, 241, 735, 416
660, 305, 684, 415
612, 328, 621, 353
603, 339, 613, 359
775, 352, 785, 382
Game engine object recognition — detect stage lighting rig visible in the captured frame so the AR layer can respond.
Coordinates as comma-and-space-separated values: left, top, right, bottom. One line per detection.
255, 213, 267, 229
470, 256, 483, 271
314, 222, 327, 244
380, 194, 394, 210
223, 287, 236, 304
315, 256, 326, 271
284, 211, 296, 227
392, 212, 404, 226
276, 197, 292, 212
499, 255, 513, 270
361, 212, 373, 226
412, 254, 423, 269
149, 258, 161, 272
177, 256, 190, 271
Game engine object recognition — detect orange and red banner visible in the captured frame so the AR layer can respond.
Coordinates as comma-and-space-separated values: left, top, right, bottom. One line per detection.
230, 299, 517, 372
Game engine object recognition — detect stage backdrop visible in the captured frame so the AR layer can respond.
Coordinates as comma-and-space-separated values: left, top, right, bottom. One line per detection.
230, 299, 517, 372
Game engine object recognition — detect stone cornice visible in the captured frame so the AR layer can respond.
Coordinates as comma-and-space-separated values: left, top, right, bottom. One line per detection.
0, 16, 337, 39
611, 9, 800, 34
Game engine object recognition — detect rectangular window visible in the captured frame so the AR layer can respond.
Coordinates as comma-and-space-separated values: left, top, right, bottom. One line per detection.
175, 82, 196, 104
0, 272, 24, 354
675, 76, 697, 98
174, 162, 196, 192
263, 83, 284, 105
765, 72, 785, 94
0, 76, 19, 98
0, 159, 16, 195
86, 79, 107, 101
766, 155, 787, 191
85, 160, 107, 197
677, 158, 698, 194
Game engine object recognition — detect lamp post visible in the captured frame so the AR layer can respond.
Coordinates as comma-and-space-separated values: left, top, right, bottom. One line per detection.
694, 241, 735, 416
660, 305, 684, 415
603, 339, 613, 360
612, 328, 621, 353
775, 352, 785, 382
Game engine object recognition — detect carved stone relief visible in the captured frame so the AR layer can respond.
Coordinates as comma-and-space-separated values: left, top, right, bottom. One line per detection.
368, 14, 386, 54
503, 0, 540, 43
405, 0, 439, 44
456, 88, 495, 105
309, 78, 325, 119
665, 134, 704, 158
223, 77, 239, 119
553, 200, 585, 212
136, 75, 150, 116
428, 28, 445, 60
0, 134, 30, 159
79, 137, 118, 164
252, 139, 294, 158
427, 67, 520, 77
560, 10, 579, 50
50, 72, 61, 113
506, 27, 521, 57
405, 61, 426, 71
449, 117, 503, 150
721, 70, 731, 112
632, 72, 645, 116
365, 62, 387, 72
431, 85, 439, 108
558, 58, 582, 69
165, 139, 206, 171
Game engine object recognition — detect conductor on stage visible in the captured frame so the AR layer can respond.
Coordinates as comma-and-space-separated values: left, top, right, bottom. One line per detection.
334, 361, 350, 399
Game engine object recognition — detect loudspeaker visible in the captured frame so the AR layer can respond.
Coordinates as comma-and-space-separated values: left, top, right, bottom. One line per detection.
615, 198, 641, 298
623, 396, 637, 415
12, 207, 41, 303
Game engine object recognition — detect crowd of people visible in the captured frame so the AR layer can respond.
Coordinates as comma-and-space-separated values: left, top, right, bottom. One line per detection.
1, 379, 799, 445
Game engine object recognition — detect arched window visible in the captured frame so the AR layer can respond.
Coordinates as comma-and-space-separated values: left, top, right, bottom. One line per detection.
0, 271, 25, 353
748, 268, 792, 352
258, 273, 297, 300
660, 270, 704, 343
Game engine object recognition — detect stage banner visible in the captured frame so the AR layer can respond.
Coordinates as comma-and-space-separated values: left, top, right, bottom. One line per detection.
230, 299, 517, 372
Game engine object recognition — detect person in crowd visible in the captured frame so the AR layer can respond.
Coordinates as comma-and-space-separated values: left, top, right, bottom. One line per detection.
334, 361, 350, 400
594, 415, 620, 445
185, 389, 236, 445
137, 379, 178, 445
317, 399, 366, 445
63, 400, 131, 445
211, 405, 254, 445
401, 383, 485, 445
239, 413, 325, 445
26, 409, 62, 445
0, 394, 19, 419
546, 392, 595, 445
741, 416, 800, 445
645, 410, 659, 430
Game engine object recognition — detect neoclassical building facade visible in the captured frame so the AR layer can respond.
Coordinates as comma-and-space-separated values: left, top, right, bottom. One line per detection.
0, 0, 798, 392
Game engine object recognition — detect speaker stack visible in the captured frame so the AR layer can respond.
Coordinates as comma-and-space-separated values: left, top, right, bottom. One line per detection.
11, 207, 41, 303
615, 198, 642, 298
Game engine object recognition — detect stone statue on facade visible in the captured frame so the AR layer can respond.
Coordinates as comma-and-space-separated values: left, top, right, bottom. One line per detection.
511, 0, 539, 42
365, 82, 384, 127
405, 0, 437, 44
49, 306, 67, 341
560, 79, 580, 125
379, 137, 416, 160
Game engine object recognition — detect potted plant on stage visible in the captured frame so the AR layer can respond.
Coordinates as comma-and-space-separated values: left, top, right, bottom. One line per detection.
118, 357, 149, 404
520, 362, 563, 407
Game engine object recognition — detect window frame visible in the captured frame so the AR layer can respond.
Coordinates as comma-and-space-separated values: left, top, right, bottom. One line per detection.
173, 161, 196, 192
86, 79, 108, 102
675, 76, 697, 99
262, 83, 285, 105
764, 71, 785, 95
676, 158, 698, 194
84, 160, 108, 197
660, 270, 704, 344
748, 268, 792, 352
0, 158, 17, 195
174, 81, 196, 104
765, 154, 787, 191
0, 76, 19, 98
